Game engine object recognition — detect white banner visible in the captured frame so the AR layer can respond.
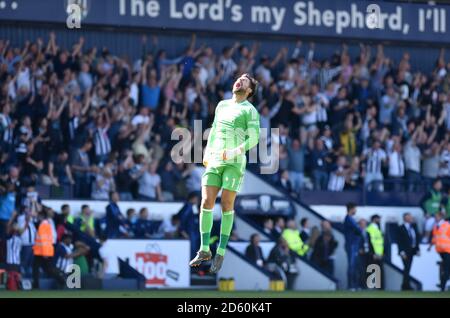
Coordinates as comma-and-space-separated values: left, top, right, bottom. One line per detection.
100, 239, 190, 288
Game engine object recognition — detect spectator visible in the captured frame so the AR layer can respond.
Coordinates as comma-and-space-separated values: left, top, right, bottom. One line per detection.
346, 156, 363, 190
91, 162, 116, 200
76, 205, 95, 238
422, 178, 443, 243
422, 142, 441, 188
310, 220, 338, 275
441, 187, 450, 220
46, 208, 58, 245
54, 233, 90, 275
397, 212, 421, 291
184, 164, 202, 196
56, 204, 74, 242
21, 185, 42, 216
310, 139, 329, 190
286, 138, 306, 193
366, 214, 385, 289
379, 86, 398, 126
339, 113, 361, 158
357, 218, 370, 289
6, 214, 21, 288
0, 182, 16, 240
159, 161, 181, 201
403, 136, 422, 192
362, 140, 387, 192
140, 59, 165, 110
262, 218, 274, 237
137, 162, 163, 201
282, 218, 309, 257
267, 237, 298, 290
177, 192, 200, 257
54, 233, 74, 274
278, 170, 295, 197
430, 212, 450, 291
157, 215, 182, 239
47, 150, 75, 187
367, 214, 384, 257
32, 208, 66, 289
328, 156, 347, 192
105, 191, 128, 238
71, 140, 94, 199
273, 217, 285, 240
387, 141, 405, 191
134, 208, 153, 239
245, 233, 265, 267
17, 208, 36, 278
343, 202, 362, 290
299, 218, 310, 243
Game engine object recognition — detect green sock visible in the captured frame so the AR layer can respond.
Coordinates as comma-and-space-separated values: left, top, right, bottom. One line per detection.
200, 208, 213, 252
217, 210, 234, 256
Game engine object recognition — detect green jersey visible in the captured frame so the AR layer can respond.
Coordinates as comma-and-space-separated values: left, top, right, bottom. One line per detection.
205, 99, 260, 173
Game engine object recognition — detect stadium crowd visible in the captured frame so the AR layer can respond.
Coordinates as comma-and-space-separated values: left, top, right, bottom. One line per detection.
0, 32, 450, 290
1, 33, 450, 203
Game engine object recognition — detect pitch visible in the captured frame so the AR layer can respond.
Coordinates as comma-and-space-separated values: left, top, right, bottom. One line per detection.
0, 290, 448, 298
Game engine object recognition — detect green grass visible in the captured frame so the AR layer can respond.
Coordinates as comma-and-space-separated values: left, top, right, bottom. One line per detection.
0, 290, 449, 298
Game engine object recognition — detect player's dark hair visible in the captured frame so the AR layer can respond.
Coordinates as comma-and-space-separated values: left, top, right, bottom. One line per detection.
242, 73, 258, 98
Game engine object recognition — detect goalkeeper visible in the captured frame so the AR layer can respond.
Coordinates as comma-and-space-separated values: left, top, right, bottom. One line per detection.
189, 73, 260, 273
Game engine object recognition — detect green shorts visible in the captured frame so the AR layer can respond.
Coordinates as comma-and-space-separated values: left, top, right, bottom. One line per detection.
202, 164, 244, 193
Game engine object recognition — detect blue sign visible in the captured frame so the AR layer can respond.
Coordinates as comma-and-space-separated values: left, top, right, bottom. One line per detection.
0, 0, 449, 43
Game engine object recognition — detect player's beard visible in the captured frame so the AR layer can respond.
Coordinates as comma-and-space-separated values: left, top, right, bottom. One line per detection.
233, 87, 245, 94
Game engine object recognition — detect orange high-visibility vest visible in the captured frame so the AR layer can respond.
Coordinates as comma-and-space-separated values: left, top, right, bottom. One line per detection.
432, 221, 450, 254
33, 220, 54, 257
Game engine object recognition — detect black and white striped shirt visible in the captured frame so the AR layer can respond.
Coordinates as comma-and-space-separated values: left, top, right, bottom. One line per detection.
0, 114, 13, 144
17, 214, 36, 246
68, 116, 79, 141
328, 166, 346, 191
6, 235, 22, 265
364, 148, 387, 174
55, 243, 73, 273
94, 127, 111, 156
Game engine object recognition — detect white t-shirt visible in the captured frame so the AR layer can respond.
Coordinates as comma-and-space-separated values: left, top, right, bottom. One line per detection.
131, 114, 150, 126
138, 172, 161, 199
129, 82, 139, 107
17, 214, 36, 246
403, 141, 421, 173
157, 219, 178, 238
388, 151, 405, 177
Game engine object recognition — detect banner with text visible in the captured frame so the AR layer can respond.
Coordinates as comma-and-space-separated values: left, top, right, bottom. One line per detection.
0, 0, 448, 43
100, 239, 190, 288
